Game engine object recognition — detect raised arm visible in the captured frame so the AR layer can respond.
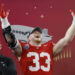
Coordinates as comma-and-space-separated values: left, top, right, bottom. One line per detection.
0, 4, 22, 58
53, 10, 75, 57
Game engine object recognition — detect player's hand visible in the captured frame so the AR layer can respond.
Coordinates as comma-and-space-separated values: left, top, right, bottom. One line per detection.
0, 42, 2, 50
70, 9, 75, 25
0, 4, 10, 19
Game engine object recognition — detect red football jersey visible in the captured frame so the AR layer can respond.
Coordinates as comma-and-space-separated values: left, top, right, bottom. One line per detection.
19, 41, 54, 75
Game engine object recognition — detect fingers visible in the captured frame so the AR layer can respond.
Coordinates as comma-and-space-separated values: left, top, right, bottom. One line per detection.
6, 9, 10, 16
69, 9, 75, 17
0, 4, 10, 18
0, 4, 6, 18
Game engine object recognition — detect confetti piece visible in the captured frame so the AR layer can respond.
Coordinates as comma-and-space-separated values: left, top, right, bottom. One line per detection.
50, 5, 53, 8
55, 57, 58, 62
57, 55, 60, 61
40, 14, 44, 19
63, 50, 65, 58
25, 12, 29, 15
60, 53, 63, 59
69, 48, 72, 58
66, 48, 68, 58
34, 6, 37, 9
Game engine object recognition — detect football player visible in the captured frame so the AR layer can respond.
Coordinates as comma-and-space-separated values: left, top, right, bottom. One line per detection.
0, 4, 75, 75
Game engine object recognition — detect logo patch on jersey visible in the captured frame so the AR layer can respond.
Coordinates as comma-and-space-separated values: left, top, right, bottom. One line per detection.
24, 44, 29, 50
44, 45, 47, 47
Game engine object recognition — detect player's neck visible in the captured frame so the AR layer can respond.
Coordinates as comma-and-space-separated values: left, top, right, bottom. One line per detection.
29, 41, 41, 47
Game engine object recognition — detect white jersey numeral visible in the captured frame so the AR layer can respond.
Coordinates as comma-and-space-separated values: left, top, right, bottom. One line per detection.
27, 52, 51, 72
40, 52, 50, 71
27, 52, 40, 71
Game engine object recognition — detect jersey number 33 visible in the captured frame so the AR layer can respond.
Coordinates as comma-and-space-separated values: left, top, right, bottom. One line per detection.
27, 52, 51, 72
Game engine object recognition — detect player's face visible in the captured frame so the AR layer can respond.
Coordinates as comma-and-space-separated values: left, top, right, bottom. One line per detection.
29, 31, 42, 43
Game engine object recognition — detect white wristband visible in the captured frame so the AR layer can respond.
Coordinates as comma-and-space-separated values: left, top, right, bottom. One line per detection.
1, 17, 10, 29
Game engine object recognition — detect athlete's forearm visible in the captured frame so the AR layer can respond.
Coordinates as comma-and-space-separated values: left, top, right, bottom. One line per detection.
53, 11, 75, 57
1, 17, 17, 48
0, 5, 22, 58
64, 16, 75, 42
1, 17, 22, 57
0, 4, 16, 48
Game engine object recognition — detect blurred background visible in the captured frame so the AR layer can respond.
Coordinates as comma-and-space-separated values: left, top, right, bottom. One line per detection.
0, 0, 75, 75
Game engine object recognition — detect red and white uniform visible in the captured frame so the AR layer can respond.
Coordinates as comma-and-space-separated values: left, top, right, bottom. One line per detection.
19, 41, 54, 75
